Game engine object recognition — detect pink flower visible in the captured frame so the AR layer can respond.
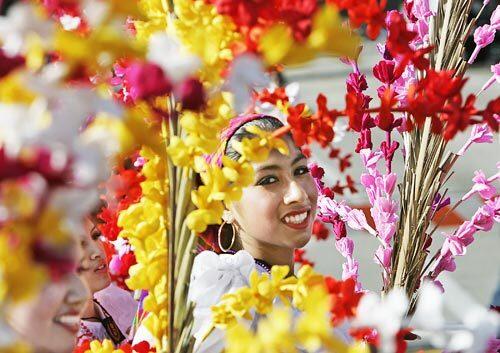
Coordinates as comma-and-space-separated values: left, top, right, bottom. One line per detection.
491, 5, 500, 30
317, 196, 340, 223
346, 209, 377, 235
359, 149, 383, 174
479, 63, 500, 93
469, 24, 496, 64
462, 170, 497, 201
485, 196, 500, 223
342, 257, 359, 282
471, 204, 495, 231
125, 61, 172, 101
335, 237, 354, 258
374, 245, 392, 270
432, 251, 456, 277
457, 123, 493, 155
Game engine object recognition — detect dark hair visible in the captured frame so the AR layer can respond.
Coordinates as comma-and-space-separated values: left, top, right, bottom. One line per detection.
224, 116, 287, 161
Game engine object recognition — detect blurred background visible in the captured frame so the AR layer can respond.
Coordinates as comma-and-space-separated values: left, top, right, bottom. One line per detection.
282, 0, 499, 326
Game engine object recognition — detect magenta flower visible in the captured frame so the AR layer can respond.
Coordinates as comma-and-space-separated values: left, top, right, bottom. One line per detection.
485, 196, 500, 223
123, 61, 173, 102
176, 78, 206, 111
469, 24, 496, 64
479, 63, 500, 94
332, 218, 347, 240
462, 170, 497, 201
457, 123, 493, 155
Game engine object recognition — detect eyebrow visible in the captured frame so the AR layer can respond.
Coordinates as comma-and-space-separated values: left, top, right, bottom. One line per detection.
254, 153, 306, 172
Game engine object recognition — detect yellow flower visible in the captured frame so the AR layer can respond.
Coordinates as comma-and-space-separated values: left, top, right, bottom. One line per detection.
0, 74, 36, 104
256, 308, 296, 353
221, 157, 255, 190
185, 185, 224, 233
259, 4, 360, 67
225, 324, 263, 353
86, 339, 124, 353
172, 0, 240, 85
293, 265, 326, 310
232, 125, 289, 163
212, 287, 254, 328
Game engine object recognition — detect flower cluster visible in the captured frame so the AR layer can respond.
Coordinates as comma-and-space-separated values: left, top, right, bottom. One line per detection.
212, 264, 362, 330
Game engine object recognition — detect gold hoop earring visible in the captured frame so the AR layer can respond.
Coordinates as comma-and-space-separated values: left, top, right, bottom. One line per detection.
218, 221, 236, 252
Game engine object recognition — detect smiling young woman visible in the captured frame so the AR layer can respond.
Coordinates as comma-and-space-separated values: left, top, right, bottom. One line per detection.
186, 114, 321, 352
76, 207, 137, 345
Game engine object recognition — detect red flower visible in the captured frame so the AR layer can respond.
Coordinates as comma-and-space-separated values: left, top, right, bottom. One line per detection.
97, 207, 121, 241
373, 60, 396, 84
349, 327, 379, 345
440, 94, 476, 140
73, 340, 91, 353
329, 147, 341, 159
257, 86, 289, 105
294, 248, 315, 267
0, 49, 24, 79
481, 97, 500, 132
287, 103, 312, 147
355, 129, 372, 153
375, 87, 398, 131
328, 0, 386, 40
312, 219, 330, 240
345, 175, 358, 194
346, 91, 368, 132
339, 154, 352, 173
386, 11, 416, 57
176, 78, 206, 111
325, 276, 363, 326
406, 70, 467, 125
309, 94, 341, 147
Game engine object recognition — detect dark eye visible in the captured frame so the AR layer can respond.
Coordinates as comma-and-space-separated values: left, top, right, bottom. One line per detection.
294, 166, 309, 176
257, 175, 279, 186
91, 231, 101, 241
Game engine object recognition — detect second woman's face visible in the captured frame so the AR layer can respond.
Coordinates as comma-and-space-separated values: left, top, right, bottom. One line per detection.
229, 136, 318, 250
77, 219, 111, 294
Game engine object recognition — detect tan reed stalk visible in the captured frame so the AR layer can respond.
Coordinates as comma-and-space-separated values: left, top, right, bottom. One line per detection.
389, 0, 479, 310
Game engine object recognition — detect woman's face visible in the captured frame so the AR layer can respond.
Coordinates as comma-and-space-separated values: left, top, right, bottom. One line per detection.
229, 136, 318, 250
6, 246, 88, 353
77, 219, 111, 294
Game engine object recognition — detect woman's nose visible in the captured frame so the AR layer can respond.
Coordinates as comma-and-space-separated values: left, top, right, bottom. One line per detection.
90, 252, 101, 260
283, 181, 308, 204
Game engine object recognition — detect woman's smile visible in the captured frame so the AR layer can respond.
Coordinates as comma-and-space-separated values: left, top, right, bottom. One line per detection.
281, 208, 312, 230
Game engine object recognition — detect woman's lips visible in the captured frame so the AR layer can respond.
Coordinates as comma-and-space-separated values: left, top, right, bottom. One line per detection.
94, 263, 107, 273
53, 313, 80, 334
281, 209, 311, 230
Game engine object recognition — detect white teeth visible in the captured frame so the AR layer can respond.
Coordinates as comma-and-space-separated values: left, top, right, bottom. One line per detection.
55, 315, 80, 325
283, 212, 308, 224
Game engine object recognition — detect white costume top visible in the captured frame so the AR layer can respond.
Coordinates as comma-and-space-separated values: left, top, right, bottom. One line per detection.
133, 250, 351, 352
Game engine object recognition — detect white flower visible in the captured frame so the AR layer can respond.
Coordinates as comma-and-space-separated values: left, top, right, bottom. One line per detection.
81, 0, 110, 28
353, 288, 408, 353
0, 3, 54, 56
59, 15, 81, 31
147, 32, 201, 84
226, 53, 270, 114
48, 187, 99, 236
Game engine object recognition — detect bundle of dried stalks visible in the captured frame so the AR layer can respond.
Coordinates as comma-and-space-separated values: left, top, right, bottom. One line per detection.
389, 0, 489, 309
